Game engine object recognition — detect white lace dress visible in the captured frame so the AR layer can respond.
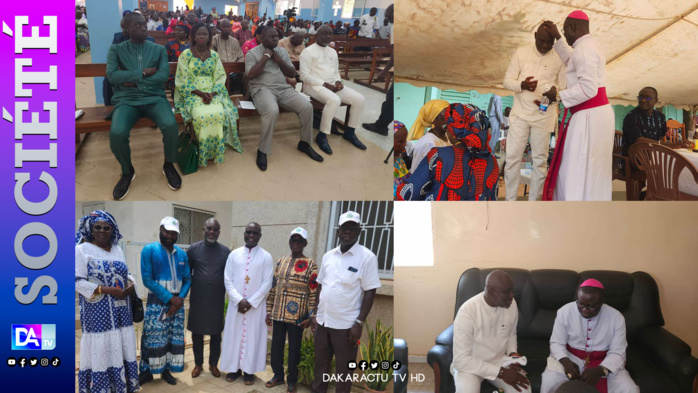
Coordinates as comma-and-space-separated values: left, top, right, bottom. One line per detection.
75, 243, 140, 393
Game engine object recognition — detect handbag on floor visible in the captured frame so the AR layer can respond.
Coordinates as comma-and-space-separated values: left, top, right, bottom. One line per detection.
176, 127, 199, 175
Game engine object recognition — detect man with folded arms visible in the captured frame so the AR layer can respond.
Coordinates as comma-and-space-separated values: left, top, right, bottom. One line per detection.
300, 25, 367, 154
246, 27, 324, 171
540, 279, 639, 393
451, 270, 531, 393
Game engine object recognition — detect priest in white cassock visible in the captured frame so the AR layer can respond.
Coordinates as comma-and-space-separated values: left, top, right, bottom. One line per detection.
540, 11, 614, 201
220, 222, 274, 386
451, 271, 531, 393
502, 23, 566, 201
540, 279, 639, 393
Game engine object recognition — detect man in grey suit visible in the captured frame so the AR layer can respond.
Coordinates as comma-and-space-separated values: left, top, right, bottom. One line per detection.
245, 26, 323, 171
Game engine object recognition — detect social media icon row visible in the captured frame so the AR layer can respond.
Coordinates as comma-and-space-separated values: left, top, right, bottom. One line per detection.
7, 357, 59, 368
347, 360, 401, 371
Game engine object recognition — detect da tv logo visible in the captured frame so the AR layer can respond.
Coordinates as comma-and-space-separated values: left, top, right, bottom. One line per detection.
11, 325, 56, 350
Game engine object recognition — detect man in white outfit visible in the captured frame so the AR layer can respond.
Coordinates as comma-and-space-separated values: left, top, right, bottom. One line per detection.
541, 11, 614, 201
219, 222, 274, 386
503, 23, 566, 201
300, 25, 367, 154
540, 279, 639, 393
451, 270, 531, 393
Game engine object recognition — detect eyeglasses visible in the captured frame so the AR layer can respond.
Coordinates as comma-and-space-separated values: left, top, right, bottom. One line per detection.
289, 238, 305, 244
637, 95, 655, 102
576, 300, 601, 311
93, 225, 112, 232
245, 230, 261, 235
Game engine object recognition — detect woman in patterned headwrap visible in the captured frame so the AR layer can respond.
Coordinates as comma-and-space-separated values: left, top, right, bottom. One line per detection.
75, 211, 140, 393
396, 103, 500, 201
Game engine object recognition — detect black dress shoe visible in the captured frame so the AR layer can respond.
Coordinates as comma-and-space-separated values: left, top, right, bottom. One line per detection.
314, 133, 333, 155
298, 141, 324, 162
343, 134, 367, 150
113, 170, 136, 200
287, 382, 297, 392
162, 162, 182, 190
265, 377, 284, 388
138, 371, 153, 385
256, 150, 267, 171
363, 122, 388, 136
161, 370, 177, 385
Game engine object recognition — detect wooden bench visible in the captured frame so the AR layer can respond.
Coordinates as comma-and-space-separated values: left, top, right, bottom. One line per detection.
353, 46, 393, 93
75, 60, 351, 155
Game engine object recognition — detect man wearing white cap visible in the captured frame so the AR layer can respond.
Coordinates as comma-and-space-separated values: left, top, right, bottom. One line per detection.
311, 211, 382, 393
138, 217, 191, 386
265, 227, 319, 393
220, 222, 274, 386
541, 11, 614, 201
540, 279, 638, 393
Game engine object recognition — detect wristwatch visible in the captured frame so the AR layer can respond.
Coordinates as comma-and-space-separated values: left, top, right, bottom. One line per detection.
264, 53, 272, 59
601, 366, 609, 376
142, 71, 146, 77
355, 319, 364, 327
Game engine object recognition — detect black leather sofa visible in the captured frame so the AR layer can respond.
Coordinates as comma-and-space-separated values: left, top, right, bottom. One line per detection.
427, 268, 698, 393
394, 338, 409, 393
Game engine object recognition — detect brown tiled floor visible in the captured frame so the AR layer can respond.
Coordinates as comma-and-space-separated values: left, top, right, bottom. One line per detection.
75, 52, 392, 202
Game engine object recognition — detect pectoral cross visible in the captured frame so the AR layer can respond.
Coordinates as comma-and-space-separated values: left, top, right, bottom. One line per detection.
245, 275, 250, 284
584, 356, 590, 368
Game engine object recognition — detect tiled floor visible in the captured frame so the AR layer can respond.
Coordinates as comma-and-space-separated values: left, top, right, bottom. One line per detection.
75, 52, 392, 201
75, 327, 367, 393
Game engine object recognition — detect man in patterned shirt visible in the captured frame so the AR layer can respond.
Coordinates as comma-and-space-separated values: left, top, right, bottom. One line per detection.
265, 227, 319, 393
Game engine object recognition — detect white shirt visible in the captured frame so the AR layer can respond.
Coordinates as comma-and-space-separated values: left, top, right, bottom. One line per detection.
308, 26, 317, 35
292, 26, 306, 33
359, 13, 378, 38
316, 242, 381, 329
555, 34, 607, 108
503, 44, 566, 127
451, 292, 519, 380
147, 19, 160, 31
299, 43, 342, 92
549, 302, 628, 374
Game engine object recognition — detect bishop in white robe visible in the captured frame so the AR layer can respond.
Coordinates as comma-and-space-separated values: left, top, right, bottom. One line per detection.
219, 224, 274, 383
541, 279, 639, 393
542, 11, 614, 201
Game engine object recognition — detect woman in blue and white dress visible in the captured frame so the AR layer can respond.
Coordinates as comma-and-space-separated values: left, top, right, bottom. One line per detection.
75, 210, 140, 393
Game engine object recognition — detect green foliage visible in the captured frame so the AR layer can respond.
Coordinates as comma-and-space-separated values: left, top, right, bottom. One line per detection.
284, 333, 335, 386
359, 319, 394, 392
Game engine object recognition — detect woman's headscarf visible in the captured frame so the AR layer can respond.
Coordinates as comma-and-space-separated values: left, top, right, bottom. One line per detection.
444, 103, 491, 150
392, 121, 406, 135
175, 20, 190, 35
407, 99, 450, 141
75, 210, 122, 246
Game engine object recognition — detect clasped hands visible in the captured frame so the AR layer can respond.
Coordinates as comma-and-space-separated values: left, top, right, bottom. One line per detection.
560, 357, 605, 386
166, 295, 184, 317
498, 353, 530, 392
237, 299, 253, 314
323, 81, 344, 93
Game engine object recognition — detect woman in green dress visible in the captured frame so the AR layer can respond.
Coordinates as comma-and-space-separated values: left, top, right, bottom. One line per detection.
175, 23, 242, 167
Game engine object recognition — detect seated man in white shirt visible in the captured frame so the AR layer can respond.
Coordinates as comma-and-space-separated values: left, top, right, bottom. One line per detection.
540, 279, 639, 393
300, 25, 367, 154
452, 270, 531, 393
310, 211, 381, 393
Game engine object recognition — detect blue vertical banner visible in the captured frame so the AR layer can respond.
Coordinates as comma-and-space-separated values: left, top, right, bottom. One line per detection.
0, 0, 74, 390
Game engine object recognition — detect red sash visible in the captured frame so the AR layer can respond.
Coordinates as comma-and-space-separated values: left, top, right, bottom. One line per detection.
542, 87, 609, 200
566, 344, 608, 393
